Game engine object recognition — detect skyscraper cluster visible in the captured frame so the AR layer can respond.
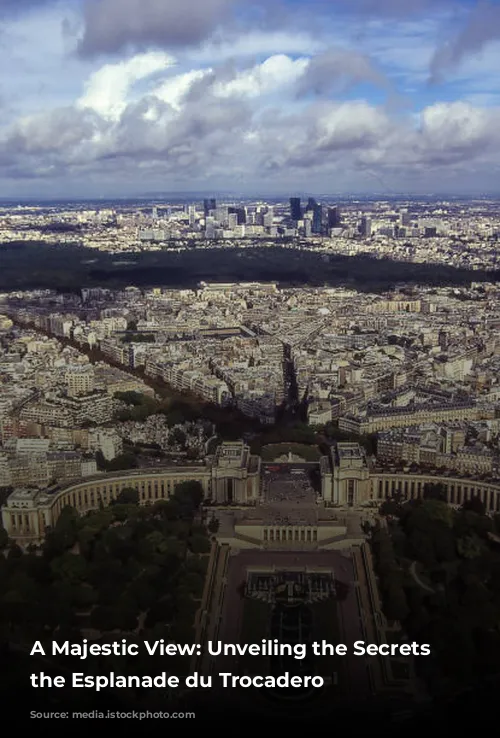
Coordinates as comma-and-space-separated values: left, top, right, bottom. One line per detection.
289, 197, 341, 236
203, 198, 217, 217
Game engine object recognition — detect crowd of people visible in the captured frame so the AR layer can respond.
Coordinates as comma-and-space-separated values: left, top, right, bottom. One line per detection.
262, 470, 316, 505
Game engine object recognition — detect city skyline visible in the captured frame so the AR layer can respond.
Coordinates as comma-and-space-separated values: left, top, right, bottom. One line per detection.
2, 0, 500, 197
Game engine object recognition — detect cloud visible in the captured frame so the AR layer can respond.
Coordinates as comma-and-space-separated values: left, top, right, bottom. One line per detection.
77, 0, 234, 57
77, 51, 175, 120
188, 30, 323, 64
295, 47, 387, 97
152, 69, 212, 111
5, 106, 103, 156
430, 1, 500, 82
214, 55, 309, 98
3, 42, 500, 194
253, 100, 397, 174
417, 101, 500, 163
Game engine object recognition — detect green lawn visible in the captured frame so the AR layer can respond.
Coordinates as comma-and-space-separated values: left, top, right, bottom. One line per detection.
261, 443, 321, 462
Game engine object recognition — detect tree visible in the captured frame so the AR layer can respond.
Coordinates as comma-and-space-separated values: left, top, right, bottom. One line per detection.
379, 498, 402, 517
433, 527, 456, 563
208, 517, 220, 534
71, 584, 98, 609
385, 585, 409, 622
455, 509, 492, 538
112, 504, 133, 522
95, 450, 107, 470
145, 598, 176, 627
144, 530, 178, 558
106, 453, 138, 471
51, 553, 87, 584
185, 556, 208, 576
123, 333, 155, 343
45, 505, 80, 555
173, 481, 204, 518
422, 499, 453, 528
361, 520, 373, 536
188, 535, 211, 554
113, 487, 139, 506
463, 496, 486, 516
170, 428, 187, 447
408, 528, 436, 568
184, 572, 205, 597
114, 390, 143, 406
457, 533, 484, 559
90, 606, 119, 631
423, 483, 446, 501
0, 527, 8, 550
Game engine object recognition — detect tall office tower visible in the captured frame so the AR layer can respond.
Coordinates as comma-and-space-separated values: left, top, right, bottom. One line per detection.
263, 207, 274, 228
215, 205, 229, 225
152, 206, 158, 220
228, 206, 247, 225
236, 207, 246, 225
360, 216, 372, 237
328, 206, 341, 228
188, 204, 196, 228
312, 203, 323, 234
203, 198, 216, 217
205, 218, 215, 238
290, 197, 302, 220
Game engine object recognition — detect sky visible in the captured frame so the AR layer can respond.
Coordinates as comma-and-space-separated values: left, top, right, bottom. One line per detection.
1, 0, 500, 197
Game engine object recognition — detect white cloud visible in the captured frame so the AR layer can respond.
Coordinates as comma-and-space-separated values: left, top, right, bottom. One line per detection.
316, 101, 392, 149
419, 101, 500, 153
77, 51, 176, 120
214, 55, 309, 98
188, 31, 324, 64
4, 1, 500, 194
152, 69, 212, 111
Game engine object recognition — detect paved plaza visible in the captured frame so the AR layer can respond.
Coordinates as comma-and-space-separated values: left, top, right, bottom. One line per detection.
217, 548, 371, 702
259, 469, 319, 526
200, 463, 377, 710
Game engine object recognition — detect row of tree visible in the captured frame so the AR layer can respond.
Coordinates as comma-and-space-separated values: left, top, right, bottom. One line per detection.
1, 481, 211, 692
374, 489, 500, 694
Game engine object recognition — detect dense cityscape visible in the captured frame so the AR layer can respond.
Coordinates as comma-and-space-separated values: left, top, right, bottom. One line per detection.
2, 196, 500, 271
1, 194, 500, 725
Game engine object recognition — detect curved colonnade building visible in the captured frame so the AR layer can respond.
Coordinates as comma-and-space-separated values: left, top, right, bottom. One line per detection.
3, 440, 500, 545
2, 442, 261, 545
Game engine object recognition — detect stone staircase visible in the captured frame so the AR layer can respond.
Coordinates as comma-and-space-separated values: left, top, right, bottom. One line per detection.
318, 533, 366, 549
